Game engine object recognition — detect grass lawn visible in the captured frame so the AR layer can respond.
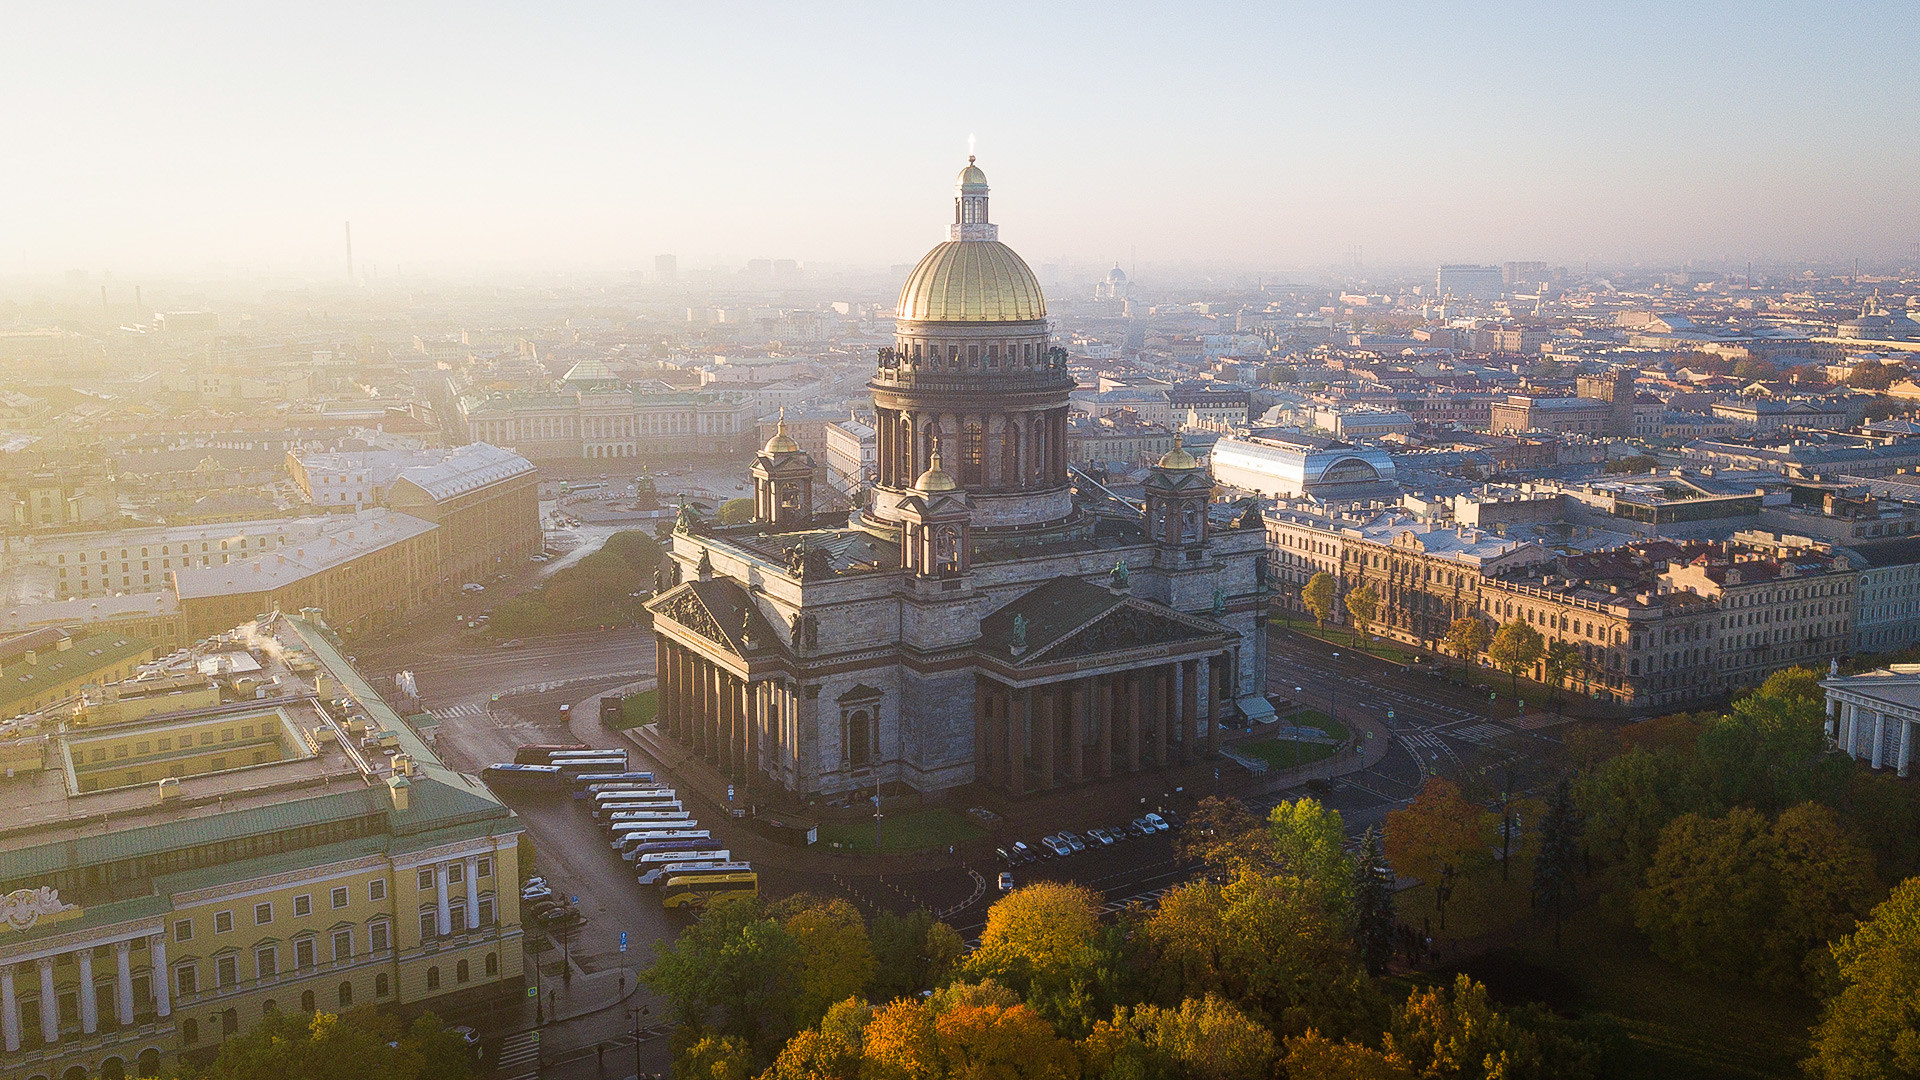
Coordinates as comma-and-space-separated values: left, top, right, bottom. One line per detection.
819, 808, 984, 854
1292, 627, 1426, 666
1237, 709, 1350, 769
612, 689, 657, 731
1463, 906, 1817, 1080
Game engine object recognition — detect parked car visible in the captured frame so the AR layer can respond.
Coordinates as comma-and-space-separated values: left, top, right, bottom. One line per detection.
1087, 827, 1115, 845
1129, 818, 1154, 837
520, 885, 552, 902
1110, 824, 1134, 842
497, 638, 525, 649
1041, 835, 1072, 857
1159, 809, 1185, 829
449, 1026, 481, 1050
995, 847, 1014, 866
536, 906, 581, 926
1144, 813, 1169, 832
1058, 831, 1085, 853
1010, 841, 1035, 863
998, 872, 1015, 892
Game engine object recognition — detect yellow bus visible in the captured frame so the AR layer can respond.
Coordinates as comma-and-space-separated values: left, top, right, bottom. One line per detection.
660, 869, 759, 909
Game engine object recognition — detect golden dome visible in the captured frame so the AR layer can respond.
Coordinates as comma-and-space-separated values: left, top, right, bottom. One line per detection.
897, 240, 1047, 323
915, 450, 961, 493
958, 157, 989, 188
763, 413, 799, 455
1157, 447, 1199, 470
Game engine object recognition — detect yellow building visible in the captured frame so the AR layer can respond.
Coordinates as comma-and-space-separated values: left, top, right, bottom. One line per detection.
0, 630, 158, 721
0, 612, 525, 1080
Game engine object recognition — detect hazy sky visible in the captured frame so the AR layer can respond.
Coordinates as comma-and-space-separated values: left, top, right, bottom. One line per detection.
7, 2, 1918, 277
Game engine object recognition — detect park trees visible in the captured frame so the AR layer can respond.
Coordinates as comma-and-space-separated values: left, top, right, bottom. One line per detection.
1081, 995, 1277, 1080
1385, 778, 1492, 930
197, 1010, 477, 1080
642, 896, 803, 1060
778, 897, 877, 1030
1444, 616, 1490, 676
1302, 572, 1339, 631
870, 909, 965, 1002
1805, 876, 1920, 1080
967, 882, 1124, 1037
1268, 796, 1353, 915
1696, 666, 1847, 814
1532, 778, 1583, 947
1574, 746, 1700, 884
1487, 621, 1545, 696
1543, 640, 1580, 703
1353, 828, 1397, 976
1634, 804, 1882, 991
1344, 583, 1381, 643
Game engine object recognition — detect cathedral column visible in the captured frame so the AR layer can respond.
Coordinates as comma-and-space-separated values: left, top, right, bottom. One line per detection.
1873, 710, 1887, 770
1898, 718, 1913, 779
1, 964, 19, 1053
1207, 654, 1226, 758
77, 948, 98, 1034
149, 933, 170, 1017
37, 957, 56, 1045
974, 680, 989, 786
1068, 679, 1086, 783
1037, 686, 1057, 790
752, 680, 768, 777
1014, 415, 1030, 490
1151, 666, 1170, 768
686, 653, 702, 755
1125, 674, 1143, 773
1180, 659, 1199, 766
1095, 675, 1113, 779
1009, 688, 1029, 796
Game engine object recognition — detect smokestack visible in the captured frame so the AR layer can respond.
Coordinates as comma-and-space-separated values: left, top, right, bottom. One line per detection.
344, 221, 354, 283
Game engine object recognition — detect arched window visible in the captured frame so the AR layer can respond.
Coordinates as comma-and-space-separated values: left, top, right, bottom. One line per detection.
484, 953, 499, 977
262, 999, 276, 1015
221, 1008, 238, 1035
337, 981, 352, 1007
101, 1058, 126, 1080
846, 710, 873, 768
426, 966, 441, 991
961, 423, 983, 486
181, 1019, 199, 1046
300, 990, 315, 1012
375, 973, 390, 998
456, 959, 470, 983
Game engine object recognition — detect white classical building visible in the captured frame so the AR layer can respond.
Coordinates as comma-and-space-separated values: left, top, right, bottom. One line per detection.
1822, 663, 1920, 777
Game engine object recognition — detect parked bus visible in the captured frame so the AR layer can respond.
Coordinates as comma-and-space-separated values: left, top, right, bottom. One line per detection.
635, 848, 729, 869
554, 758, 629, 779
615, 830, 711, 855
640, 858, 738, 886
608, 821, 702, 846
661, 869, 759, 908
595, 801, 683, 822
587, 783, 671, 803
514, 743, 591, 765
621, 837, 716, 861
546, 748, 628, 764
480, 763, 562, 792
570, 771, 656, 797
606, 810, 692, 827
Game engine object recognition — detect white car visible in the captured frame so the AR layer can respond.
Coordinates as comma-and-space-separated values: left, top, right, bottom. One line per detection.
1041, 835, 1073, 857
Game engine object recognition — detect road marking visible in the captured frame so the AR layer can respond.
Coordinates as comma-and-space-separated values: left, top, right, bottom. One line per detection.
497, 1031, 540, 1073
1447, 722, 1512, 744
435, 703, 487, 720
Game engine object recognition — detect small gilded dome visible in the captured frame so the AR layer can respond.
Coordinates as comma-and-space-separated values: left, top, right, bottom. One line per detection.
958, 156, 988, 189
763, 415, 799, 455
1157, 447, 1199, 470
897, 241, 1047, 323
915, 450, 961, 493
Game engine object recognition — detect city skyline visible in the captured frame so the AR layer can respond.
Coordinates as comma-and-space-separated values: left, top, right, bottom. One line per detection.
6, 2, 1919, 277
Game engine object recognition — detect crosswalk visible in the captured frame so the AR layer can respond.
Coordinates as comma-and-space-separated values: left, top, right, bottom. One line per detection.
435, 703, 487, 720
1399, 731, 1445, 751
1447, 722, 1512, 744
496, 1030, 540, 1079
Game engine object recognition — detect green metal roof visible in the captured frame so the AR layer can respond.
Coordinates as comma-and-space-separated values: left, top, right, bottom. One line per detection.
0, 632, 155, 711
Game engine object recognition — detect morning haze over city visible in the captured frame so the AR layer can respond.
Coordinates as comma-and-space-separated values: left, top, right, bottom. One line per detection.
3, 6, 1920, 1080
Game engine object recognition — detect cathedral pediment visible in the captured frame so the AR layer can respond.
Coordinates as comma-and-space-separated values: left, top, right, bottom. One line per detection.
645, 579, 781, 658
979, 575, 1231, 668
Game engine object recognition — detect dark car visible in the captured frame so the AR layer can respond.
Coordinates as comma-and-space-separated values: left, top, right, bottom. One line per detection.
1160, 809, 1185, 829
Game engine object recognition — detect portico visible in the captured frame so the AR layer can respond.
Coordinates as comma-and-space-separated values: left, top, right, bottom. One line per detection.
1823, 664, 1920, 778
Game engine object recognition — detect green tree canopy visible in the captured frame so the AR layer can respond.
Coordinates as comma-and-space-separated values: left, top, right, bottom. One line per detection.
1302, 572, 1338, 630
1488, 621, 1545, 694
1344, 583, 1380, 640
1805, 876, 1920, 1080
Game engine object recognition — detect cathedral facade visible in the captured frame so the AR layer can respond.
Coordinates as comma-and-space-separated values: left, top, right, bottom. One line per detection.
645, 160, 1272, 801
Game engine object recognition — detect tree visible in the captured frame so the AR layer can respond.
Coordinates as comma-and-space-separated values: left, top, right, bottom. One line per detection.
1487, 621, 1545, 696
1543, 641, 1580, 705
780, 898, 876, 1030
199, 1009, 475, 1080
933, 1001, 1082, 1080
1532, 778, 1583, 947
761, 1030, 860, 1080
860, 999, 943, 1080
1143, 870, 1376, 1040
1177, 795, 1274, 874
1353, 828, 1397, 976
1282, 1030, 1415, 1080
1733, 357, 1779, 382
1696, 667, 1848, 815
1444, 617, 1490, 677
1384, 778, 1491, 930
1093, 995, 1277, 1080
1344, 583, 1380, 644
1302, 572, 1338, 631
643, 897, 803, 1059
719, 497, 756, 524
1635, 803, 1879, 991
974, 882, 1102, 979
1573, 746, 1699, 884
1805, 877, 1920, 1080
1268, 797, 1353, 917
870, 909, 966, 1002
1848, 359, 1904, 391
674, 1035, 752, 1080
1385, 975, 1514, 1080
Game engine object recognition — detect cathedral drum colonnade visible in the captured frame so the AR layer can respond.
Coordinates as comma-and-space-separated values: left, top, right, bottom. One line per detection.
645, 158, 1273, 801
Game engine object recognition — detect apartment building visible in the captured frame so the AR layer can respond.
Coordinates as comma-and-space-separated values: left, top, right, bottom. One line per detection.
1478, 576, 1720, 708
1659, 532, 1855, 692
0, 612, 524, 1080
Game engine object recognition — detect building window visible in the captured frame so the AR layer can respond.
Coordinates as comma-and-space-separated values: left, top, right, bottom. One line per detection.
254, 902, 272, 925
375, 973, 390, 998
478, 896, 494, 926
255, 947, 277, 979
293, 894, 311, 917
447, 862, 464, 886
182, 1018, 199, 1045
338, 981, 352, 1007
456, 959, 470, 983
369, 879, 386, 902
216, 956, 237, 988
175, 964, 198, 996
426, 966, 441, 991
484, 953, 498, 977
301, 990, 315, 1012
477, 857, 492, 878
420, 910, 437, 940
175, 919, 193, 943
417, 868, 435, 890
331, 886, 348, 910
369, 920, 390, 953
214, 911, 233, 934
333, 930, 352, 961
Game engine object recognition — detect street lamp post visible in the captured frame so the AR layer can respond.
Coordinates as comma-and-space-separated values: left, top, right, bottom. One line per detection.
628, 1005, 650, 1080
1293, 686, 1305, 770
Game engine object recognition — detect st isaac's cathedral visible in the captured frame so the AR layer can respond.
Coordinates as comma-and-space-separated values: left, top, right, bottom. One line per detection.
645, 159, 1273, 801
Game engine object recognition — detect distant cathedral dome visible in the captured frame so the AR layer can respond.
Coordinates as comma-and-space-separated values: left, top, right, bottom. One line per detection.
895, 158, 1047, 324
1156, 447, 1199, 471
914, 449, 961, 493
762, 414, 799, 455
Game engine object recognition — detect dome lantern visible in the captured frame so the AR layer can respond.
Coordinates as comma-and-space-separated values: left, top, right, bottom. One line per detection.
951, 156, 996, 242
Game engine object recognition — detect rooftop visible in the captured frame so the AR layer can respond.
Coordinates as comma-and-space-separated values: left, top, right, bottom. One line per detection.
171, 509, 437, 598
